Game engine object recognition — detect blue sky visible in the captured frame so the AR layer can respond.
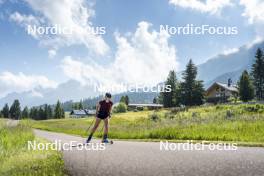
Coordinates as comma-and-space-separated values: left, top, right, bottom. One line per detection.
0, 0, 263, 97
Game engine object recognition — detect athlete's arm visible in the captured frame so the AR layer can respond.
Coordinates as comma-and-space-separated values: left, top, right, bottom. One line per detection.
109, 104, 113, 118
95, 103, 100, 117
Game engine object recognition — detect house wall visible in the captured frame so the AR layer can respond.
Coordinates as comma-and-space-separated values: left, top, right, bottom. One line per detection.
127, 105, 163, 110
207, 86, 233, 98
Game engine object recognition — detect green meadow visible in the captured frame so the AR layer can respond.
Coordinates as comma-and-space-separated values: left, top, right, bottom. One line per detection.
30, 104, 264, 146
0, 120, 65, 176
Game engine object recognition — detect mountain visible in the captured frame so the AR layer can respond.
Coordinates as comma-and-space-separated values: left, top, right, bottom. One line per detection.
0, 80, 98, 108
0, 79, 158, 108
61, 91, 158, 111
198, 41, 264, 88
204, 69, 243, 88
0, 41, 263, 108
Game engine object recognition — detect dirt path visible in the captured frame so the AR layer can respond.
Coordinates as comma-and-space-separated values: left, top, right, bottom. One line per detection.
34, 129, 264, 176
6, 119, 19, 127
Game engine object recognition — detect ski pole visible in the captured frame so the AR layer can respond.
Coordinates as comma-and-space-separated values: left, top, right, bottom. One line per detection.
85, 117, 95, 133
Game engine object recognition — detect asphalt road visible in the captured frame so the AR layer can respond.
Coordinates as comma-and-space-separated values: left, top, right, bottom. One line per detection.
34, 129, 264, 176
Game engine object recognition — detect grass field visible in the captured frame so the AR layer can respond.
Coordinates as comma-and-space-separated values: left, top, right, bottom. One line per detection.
30, 104, 264, 146
0, 120, 65, 176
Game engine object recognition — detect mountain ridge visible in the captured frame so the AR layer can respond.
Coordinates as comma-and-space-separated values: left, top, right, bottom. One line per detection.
0, 41, 263, 108
199, 41, 264, 88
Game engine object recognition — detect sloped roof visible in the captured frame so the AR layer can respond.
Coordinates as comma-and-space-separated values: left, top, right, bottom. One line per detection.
70, 109, 96, 116
128, 103, 163, 107
86, 109, 96, 115
71, 110, 87, 115
215, 82, 238, 92
206, 82, 238, 94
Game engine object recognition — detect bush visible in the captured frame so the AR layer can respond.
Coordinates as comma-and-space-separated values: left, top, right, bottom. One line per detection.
143, 107, 149, 111
149, 112, 160, 122
170, 106, 188, 114
113, 103, 127, 113
243, 105, 264, 113
215, 105, 221, 110
225, 110, 234, 119
136, 106, 144, 111
206, 97, 228, 104
127, 106, 134, 111
164, 112, 175, 119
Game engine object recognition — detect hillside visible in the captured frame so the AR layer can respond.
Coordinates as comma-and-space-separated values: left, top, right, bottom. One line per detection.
0, 41, 263, 107
61, 91, 158, 111
31, 104, 264, 144
198, 41, 264, 88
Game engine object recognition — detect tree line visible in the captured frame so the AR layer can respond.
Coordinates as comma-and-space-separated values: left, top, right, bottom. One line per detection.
0, 100, 65, 120
1, 48, 263, 117
159, 48, 264, 108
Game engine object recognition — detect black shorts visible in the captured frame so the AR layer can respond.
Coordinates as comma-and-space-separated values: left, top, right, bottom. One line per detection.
97, 112, 109, 119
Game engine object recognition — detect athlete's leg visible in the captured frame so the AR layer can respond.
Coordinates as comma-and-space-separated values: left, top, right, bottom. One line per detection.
91, 117, 102, 133
102, 117, 109, 141
86, 117, 101, 142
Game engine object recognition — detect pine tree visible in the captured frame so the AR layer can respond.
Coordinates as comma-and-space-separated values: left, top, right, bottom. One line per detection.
54, 101, 61, 119
192, 80, 205, 105
46, 105, 53, 119
120, 96, 126, 103
251, 48, 264, 100
180, 59, 204, 106
9, 100, 21, 120
153, 97, 157, 104
30, 107, 39, 120
72, 103, 79, 110
61, 108, 65, 118
43, 104, 49, 119
79, 100, 83, 110
239, 70, 254, 102
161, 70, 178, 107
21, 106, 29, 119
120, 95, 129, 105
124, 95, 129, 106
42, 104, 54, 120
1, 103, 9, 118
54, 100, 64, 119
38, 107, 46, 120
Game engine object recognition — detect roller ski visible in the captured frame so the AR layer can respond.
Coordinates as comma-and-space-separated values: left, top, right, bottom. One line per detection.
102, 138, 114, 144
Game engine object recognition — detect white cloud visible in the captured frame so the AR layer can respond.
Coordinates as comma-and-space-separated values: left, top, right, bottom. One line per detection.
61, 56, 106, 85
9, 11, 43, 38
48, 49, 57, 58
240, 0, 264, 24
9, 12, 40, 25
61, 21, 178, 91
246, 36, 264, 49
169, 0, 232, 15
222, 47, 239, 56
30, 90, 44, 98
239, 0, 264, 40
0, 71, 57, 97
10, 0, 109, 56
